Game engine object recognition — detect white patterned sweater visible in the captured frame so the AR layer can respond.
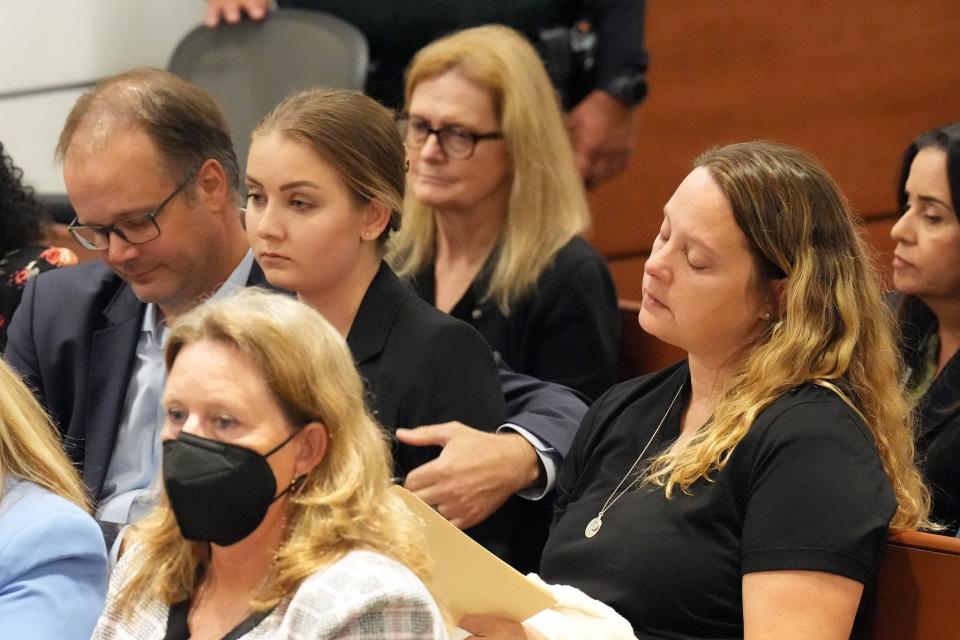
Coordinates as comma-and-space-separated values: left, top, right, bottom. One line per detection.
92, 548, 449, 639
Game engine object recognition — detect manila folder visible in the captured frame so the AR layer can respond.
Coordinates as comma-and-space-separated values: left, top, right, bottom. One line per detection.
391, 485, 557, 622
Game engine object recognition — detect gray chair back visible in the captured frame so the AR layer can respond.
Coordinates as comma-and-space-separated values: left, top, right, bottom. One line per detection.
168, 9, 368, 172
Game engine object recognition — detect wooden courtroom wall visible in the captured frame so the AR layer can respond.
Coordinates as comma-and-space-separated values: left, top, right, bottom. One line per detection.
592, 1, 960, 304
591, 0, 960, 299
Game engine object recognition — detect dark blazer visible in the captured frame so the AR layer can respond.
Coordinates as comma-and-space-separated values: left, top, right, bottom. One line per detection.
896, 293, 960, 535
347, 263, 521, 563
498, 364, 586, 458
414, 236, 619, 402
348, 261, 507, 474
4, 259, 271, 501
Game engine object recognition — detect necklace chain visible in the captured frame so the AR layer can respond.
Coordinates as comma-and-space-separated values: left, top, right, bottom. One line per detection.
585, 382, 683, 539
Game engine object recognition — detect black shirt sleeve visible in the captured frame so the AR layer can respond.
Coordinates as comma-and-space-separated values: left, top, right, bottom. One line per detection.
739, 396, 897, 585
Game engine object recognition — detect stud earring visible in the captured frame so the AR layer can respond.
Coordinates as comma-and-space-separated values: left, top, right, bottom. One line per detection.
761, 311, 771, 321
291, 474, 307, 496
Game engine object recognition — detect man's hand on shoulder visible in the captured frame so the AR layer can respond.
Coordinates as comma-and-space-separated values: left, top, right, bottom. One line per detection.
397, 422, 540, 530
204, 0, 271, 27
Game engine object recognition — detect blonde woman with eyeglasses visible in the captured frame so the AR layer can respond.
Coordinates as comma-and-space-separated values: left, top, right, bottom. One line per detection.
390, 25, 620, 403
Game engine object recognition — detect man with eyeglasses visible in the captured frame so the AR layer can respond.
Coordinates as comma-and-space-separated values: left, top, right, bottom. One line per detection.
5, 68, 259, 540
5, 68, 587, 558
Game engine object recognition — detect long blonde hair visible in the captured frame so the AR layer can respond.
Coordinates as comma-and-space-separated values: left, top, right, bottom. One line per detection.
113, 288, 429, 616
646, 141, 930, 530
388, 25, 590, 313
0, 357, 90, 510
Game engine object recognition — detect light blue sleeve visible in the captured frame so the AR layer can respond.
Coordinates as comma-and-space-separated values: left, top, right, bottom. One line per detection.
0, 505, 109, 640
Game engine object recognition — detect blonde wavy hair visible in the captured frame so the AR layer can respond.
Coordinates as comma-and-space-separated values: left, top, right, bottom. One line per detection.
646, 141, 930, 530
388, 24, 590, 313
113, 288, 430, 617
0, 358, 90, 511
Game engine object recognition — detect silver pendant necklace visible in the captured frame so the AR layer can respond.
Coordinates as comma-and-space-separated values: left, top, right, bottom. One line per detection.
584, 382, 684, 539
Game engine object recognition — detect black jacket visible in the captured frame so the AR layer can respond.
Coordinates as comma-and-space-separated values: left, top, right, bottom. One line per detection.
896, 293, 960, 535
347, 262, 506, 474
414, 237, 619, 402
348, 263, 523, 563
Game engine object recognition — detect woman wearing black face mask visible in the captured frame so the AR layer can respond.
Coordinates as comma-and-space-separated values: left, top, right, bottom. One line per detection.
91, 288, 447, 640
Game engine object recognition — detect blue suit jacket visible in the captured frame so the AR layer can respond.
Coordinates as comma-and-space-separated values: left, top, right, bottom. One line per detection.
0, 476, 108, 639
4, 260, 272, 501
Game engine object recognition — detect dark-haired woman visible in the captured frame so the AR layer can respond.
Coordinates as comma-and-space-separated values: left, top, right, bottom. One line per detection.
890, 122, 960, 535
0, 142, 76, 347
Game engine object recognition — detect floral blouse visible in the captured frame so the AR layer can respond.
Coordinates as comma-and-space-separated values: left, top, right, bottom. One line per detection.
0, 246, 77, 349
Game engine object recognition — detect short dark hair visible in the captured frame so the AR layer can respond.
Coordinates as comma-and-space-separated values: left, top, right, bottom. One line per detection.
57, 67, 239, 199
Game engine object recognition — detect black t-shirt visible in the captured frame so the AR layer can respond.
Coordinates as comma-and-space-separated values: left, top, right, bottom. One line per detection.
540, 361, 897, 639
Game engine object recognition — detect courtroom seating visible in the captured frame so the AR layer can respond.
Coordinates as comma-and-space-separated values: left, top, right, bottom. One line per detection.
36, 193, 75, 225
858, 529, 960, 638
168, 9, 368, 175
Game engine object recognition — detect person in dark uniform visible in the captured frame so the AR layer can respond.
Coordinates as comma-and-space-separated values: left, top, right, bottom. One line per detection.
459, 141, 931, 639
203, 0, 648, 188
890, 122, 960, 536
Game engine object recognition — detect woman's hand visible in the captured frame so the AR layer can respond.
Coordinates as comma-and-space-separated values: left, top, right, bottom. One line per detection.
459, 615, 547, 640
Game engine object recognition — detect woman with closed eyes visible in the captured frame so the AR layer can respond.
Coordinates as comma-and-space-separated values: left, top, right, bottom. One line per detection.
461, 141, 930, 640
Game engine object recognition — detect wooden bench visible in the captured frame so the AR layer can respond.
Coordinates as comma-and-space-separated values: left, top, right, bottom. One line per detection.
858, 529, 960, 638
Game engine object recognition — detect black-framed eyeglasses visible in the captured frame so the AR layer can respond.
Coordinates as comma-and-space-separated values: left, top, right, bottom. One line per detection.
397, 114, 503, 160
68, 172, 196, 251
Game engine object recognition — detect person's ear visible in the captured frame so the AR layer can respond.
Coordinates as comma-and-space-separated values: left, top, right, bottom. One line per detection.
194, 158, 230, 212
293, 422, 329, 478
359, 200, 392, 242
